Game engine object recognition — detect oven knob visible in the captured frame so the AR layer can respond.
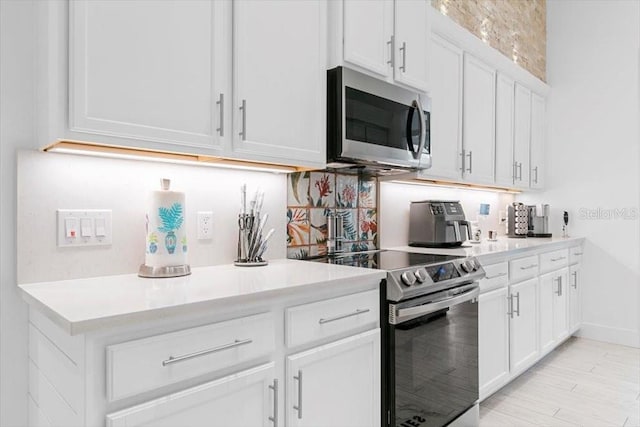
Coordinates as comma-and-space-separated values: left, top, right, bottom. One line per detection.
400, 271, 417, 286
414, 268, 428, 283
472, 259, 480, 271
462, 261, 474, 273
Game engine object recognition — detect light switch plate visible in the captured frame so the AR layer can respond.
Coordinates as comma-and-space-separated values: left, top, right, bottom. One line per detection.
57, 209, 112, 247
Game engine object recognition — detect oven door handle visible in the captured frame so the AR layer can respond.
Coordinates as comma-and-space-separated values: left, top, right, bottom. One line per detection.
394, 287, 479, 324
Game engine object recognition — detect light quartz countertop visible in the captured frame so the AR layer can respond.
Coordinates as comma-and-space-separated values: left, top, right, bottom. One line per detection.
18, 259, 386, 336
391, 236, 585, 263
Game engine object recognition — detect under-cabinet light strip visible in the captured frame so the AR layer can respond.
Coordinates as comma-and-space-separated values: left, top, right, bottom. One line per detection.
44, 141, 301, 174
389, 178, 522, 194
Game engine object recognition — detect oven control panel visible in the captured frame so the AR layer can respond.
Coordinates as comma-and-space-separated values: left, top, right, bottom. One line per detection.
388, 257, 485, 302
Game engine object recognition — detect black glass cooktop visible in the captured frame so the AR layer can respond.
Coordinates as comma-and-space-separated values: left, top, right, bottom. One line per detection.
309, 250, 461, 271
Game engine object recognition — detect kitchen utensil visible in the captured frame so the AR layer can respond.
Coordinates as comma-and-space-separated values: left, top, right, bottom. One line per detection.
235, 185, 270, 267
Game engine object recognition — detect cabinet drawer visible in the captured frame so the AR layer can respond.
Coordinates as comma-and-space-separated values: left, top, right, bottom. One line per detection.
479, 262, 509, 293
540, 249, 569, 273
569, 246, 584, 265
510, 255, 539, 282
286, 290, 379, 348
107, 312, 274, 402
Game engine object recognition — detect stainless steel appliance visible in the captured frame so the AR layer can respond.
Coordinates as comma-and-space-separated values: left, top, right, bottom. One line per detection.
327, 67, 431, 175
408, 201, 472, 248
507, 202, 528, 238
310, 250, 484, 427
527, 204, 552, 237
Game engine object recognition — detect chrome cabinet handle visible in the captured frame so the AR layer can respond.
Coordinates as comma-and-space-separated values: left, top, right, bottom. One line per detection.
239, 99, 247, 140
386, 36, 394, 66
399, 41, 406, 72
293, 370, 303, 419
520, 264, 537, 270
515, 292, 521, 317
572, 271, 578, 289
216, 93, 224, 136
574, 252, 583, 256
466, 151, 473, 173
269, 379, 278, 426
513, 161, 518, 181
507, 294, 514, 318
554, 276, 563, 296
162, 338, 252, 366
486, 272, 507, 280
518, 162, 523, 181
460, 150, 466, 172
533, 166, 539, 184
551, 256, 567, 262
319, 308, 370, 324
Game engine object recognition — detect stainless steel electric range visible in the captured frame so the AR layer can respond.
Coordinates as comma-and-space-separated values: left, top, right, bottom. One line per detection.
311, 250, 485, 427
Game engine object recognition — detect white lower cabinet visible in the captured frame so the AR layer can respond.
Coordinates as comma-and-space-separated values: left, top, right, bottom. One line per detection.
286, 329, 381, 427
508, 278, 539, 375
106, 363, 277, 427
479, 287, 510, 398
569, 264, 582, 333
539, 268, 569, 356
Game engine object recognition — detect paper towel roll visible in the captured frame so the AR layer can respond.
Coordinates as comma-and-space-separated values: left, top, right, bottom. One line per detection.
145, 180, 187, 268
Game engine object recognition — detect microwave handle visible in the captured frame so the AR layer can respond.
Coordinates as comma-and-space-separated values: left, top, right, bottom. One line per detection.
414, 98, 427, 160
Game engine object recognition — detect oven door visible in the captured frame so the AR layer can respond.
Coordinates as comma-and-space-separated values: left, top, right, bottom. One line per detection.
329, 67, 431, 170
387, 284, 479, 427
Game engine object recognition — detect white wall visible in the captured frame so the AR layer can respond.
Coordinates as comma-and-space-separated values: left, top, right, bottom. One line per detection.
17, 150, 287, 283
519, 0, 640, 347
0, 1, 37, 425
379, 181, 515, 247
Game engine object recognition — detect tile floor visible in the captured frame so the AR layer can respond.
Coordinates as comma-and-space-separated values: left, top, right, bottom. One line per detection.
480, 337, 640, 427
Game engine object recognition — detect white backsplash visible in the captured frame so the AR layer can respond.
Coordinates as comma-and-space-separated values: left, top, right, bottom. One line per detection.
17, 150, 287, 284
379, 181, 516, 248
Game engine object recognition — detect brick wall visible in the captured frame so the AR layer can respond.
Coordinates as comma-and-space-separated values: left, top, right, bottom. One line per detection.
432, 0, 546, 81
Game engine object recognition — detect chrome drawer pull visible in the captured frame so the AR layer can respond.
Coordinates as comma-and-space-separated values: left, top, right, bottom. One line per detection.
269, 379, 278, 426
318, 308, 370, 324
520, 264, 537, 270
551, 256, 567, 262
293, 370, 303, 419
486, 272, 507, 280
162, 338, 252, 366
574, 252, 583, 256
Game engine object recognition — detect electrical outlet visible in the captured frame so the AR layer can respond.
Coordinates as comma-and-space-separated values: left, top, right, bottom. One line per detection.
197, 211, 213, 240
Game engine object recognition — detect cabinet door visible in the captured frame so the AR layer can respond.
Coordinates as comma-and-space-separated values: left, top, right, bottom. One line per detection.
509, 278, 539, 374
538, 271, 556, 355
554, 268, 570, 342
343, 0, 394, 78
530, 92, 546, 189
106, 363, 277, 427
462, 54, 496, 184
495, 73, 515, 187
419, 34, 463, 180
479, 287, 510, 400
233, 0, 326, 168
513, 83, 531, 188
286, 329, 380, 427
70, 0, 229, 151
393, 0, 430, 92
569, 264, 582, 333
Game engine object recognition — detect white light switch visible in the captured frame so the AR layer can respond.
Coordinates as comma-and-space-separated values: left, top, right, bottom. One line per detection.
57, 209, 112, 247
80, 218, 93, 237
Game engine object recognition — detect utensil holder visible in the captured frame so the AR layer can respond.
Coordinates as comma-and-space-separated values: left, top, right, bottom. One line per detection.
235, 213, 268, 267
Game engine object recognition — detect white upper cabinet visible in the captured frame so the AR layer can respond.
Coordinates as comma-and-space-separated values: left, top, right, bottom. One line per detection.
513, 83, 532, 188
69, 0, 230, 153
232, 0, 326, 167
393, 0, 430, 92
495, 73, 515, 187
343, 0, 394, 78
419, 34, 463, 180
338, 0, 429, 93
462, 54, 496, 185
530, 92, 546, 189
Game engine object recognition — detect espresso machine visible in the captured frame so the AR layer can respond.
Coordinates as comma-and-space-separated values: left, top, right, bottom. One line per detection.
527, 204, 552, 237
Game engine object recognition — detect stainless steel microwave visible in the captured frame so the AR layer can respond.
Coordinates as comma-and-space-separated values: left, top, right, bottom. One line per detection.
327, 67, 431, 174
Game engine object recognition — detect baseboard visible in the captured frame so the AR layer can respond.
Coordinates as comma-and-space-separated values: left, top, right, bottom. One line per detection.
574, 323, 640, 348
